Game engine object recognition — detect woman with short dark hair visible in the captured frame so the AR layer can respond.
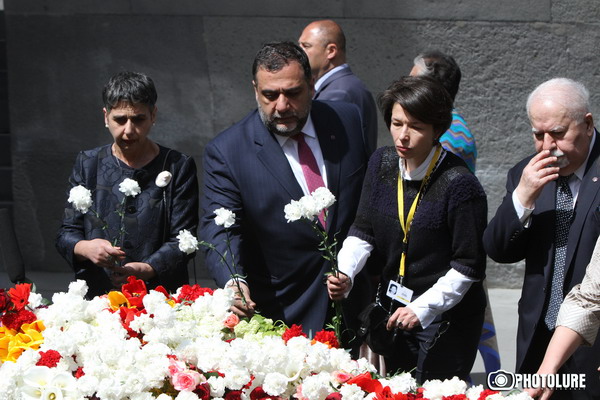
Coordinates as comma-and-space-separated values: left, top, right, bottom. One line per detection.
327, 76, 488, 382
56, 71, 199, 298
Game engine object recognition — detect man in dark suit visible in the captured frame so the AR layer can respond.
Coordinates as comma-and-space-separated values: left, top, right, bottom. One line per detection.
200, 42, 369, 339
484, 78, 600, 399
299, 20, 378, 156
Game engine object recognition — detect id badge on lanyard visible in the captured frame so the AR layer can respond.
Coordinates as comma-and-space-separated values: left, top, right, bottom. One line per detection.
386, 280, 413, 305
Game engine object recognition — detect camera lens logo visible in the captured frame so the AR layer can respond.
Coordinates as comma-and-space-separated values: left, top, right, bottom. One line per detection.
487, 370, 515, 390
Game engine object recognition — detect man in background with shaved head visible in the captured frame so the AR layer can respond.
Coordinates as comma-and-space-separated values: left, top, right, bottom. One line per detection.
299, 19, 378, 156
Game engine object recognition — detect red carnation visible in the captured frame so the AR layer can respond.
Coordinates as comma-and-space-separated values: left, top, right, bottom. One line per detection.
36, 349, 62, 368
225, 390, 243, 400
8, 283, 31, 311
194, 382, 211, 400
477, 390, 499, 400
347, 372, 383, 394
0, 289, 9, 313
1, 308, 37, 330
177, 284, 214, 303
443, 395, 467, 400
74, 366, 85, 379
326, 393, 343, 400
250, 386, 282, 400
121, 276, 147, 309
312, 330, 340, 349
282, 324, 307, 343
374, 387, 407, 400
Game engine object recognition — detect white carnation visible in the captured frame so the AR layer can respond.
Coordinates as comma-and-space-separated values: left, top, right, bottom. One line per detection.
214, 208, 236, 228
175, 392, 200, 400
300, 372, 334, 400
311, 187, 336, 210
27, 291, 43, 309
119, 178, 141, 197
68, 185, 93, 213
222, 367, 251, 390
208, 376, 226, 397
466, 385, 484, 400
177, 229, 199, 254
340, 383, 367, 400
379, 372, 417, 394
284, 200, 304, 222
298, 194, 319, 219
68, 279, 89, 297
155, 171, 173, 188
422, 376, 467, 400
263, 372, 290, 396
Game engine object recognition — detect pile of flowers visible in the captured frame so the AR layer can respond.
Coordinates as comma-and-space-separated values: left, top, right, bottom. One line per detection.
0, 280, 532, 400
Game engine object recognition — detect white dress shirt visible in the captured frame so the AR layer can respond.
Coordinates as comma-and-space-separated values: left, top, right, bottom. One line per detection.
274, 115, 328, 195
337, 146, 478, 328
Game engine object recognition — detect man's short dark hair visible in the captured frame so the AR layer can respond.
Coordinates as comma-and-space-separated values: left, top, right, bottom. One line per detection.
252, 41, 312, 83
413, 50, 461, 101
102, 71, 157, 111
378, 76, 453, 137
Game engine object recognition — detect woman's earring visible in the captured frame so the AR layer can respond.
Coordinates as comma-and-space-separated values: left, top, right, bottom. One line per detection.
105, 124, 109, 128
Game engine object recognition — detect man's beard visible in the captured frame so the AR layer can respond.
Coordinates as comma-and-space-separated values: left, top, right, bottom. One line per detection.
257, 104, 310, 137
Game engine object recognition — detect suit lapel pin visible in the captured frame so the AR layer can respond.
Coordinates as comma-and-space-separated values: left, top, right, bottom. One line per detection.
593, 177, 599, 182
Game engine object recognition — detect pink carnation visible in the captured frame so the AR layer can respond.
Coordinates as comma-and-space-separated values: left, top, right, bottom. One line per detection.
172, 369, 202, 391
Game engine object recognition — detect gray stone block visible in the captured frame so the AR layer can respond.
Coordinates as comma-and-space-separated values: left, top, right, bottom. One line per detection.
552, 0, 600, 23
345, 0, 551, 21
5, 0, 343, 17
6, 14, 210, 158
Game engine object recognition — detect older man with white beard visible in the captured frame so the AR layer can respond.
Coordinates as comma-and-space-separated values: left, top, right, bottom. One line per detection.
484, 78, 600, 400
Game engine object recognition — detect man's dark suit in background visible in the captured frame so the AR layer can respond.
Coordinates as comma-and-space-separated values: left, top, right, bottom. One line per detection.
299, 20, 378, 156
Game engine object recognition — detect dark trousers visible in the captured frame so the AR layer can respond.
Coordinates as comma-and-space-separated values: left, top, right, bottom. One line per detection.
384, 309, 484, 384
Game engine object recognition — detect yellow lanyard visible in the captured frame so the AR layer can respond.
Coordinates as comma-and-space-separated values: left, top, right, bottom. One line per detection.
397, 146, 442, 280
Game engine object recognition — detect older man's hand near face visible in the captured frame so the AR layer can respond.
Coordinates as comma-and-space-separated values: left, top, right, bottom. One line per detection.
515, 149, 561, 208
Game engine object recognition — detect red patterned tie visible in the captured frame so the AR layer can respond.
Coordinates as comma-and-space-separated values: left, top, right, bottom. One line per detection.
295, 133, 327, 228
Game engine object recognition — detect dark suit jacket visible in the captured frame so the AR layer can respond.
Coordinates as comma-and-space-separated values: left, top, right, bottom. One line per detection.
484, 132, 600, 395
201, 100, 369, 335
314, 66, 378, 156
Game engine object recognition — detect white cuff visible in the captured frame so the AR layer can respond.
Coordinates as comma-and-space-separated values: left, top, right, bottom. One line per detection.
337, 236, 373, 282
225, 278, 247, 288
512, 190, 534, 227
407, 268, 478, 329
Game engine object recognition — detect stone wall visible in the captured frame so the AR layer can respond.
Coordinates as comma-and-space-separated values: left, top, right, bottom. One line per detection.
5, 0, 600, 288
